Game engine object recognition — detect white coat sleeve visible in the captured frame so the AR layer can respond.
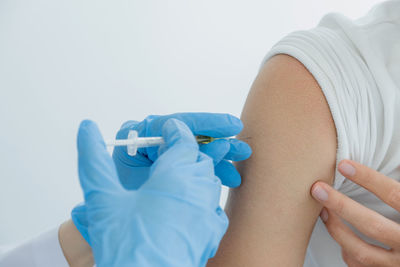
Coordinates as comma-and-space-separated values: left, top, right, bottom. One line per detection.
0, 227, 69, 267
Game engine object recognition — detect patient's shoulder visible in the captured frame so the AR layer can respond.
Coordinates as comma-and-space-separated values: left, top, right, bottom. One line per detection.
244, 54, 336, 150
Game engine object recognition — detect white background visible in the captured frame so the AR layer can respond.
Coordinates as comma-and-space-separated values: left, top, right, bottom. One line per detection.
0, 0, 382, 245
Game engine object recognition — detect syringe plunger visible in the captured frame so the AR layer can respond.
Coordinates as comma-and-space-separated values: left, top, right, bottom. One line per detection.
106, 130, 165, 156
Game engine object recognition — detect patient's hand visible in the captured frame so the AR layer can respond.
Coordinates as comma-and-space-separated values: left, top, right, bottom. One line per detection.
312, 160, 400, 267
207, 54, 337, 266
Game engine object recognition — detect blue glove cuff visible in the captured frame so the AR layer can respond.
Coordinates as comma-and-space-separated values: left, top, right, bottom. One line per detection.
71, 203, 91, 245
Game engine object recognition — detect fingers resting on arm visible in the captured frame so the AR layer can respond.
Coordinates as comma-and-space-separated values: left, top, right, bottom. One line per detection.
312, 160, 400, 266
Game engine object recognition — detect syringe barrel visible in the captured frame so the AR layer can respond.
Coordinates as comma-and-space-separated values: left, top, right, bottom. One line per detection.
134, 137, 165, 148
109, 139, 135, 146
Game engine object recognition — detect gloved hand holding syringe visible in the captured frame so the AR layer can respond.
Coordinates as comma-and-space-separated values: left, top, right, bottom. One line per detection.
106, 129, 236, 156
73, 115, 253, 267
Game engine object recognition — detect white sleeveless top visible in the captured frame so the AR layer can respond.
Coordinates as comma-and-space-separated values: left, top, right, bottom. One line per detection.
262, 1, 400, 266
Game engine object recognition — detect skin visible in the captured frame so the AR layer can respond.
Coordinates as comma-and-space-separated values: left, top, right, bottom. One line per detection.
312, 160, 400, 266
58, 219, 94, 267
207, 54, 337, 266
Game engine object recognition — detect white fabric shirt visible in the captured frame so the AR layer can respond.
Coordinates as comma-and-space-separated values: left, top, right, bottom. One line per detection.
0, 227, 69, 266
262, 0, 400, 266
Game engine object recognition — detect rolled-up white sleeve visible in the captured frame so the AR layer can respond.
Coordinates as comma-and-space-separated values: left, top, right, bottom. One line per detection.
0, 227, 69, 267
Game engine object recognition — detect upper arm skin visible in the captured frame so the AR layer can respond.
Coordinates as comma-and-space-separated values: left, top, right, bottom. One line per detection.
208, 54, 337, 266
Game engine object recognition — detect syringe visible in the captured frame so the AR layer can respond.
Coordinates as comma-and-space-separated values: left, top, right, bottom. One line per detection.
106, 130, 231, 156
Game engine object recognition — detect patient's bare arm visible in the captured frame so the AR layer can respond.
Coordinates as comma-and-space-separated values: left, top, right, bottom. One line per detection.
59, 220, 94, 267
208, 54, 337, 266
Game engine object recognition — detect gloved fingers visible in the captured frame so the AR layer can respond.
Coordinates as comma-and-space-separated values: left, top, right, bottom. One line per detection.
224, 139, 252, 161
112, 119, 153, 190
116, 166, 151, 190
71, 203, 90, 245
112, 120, 152, 167
77, 120, 123, 199
113, 113, 244, 163
200, 139, 231, 165
145, 119, 201, 194
115, 117, 157, 142
154, 118, 200, 167
214, 160, 242, 188
120, 120, 140, 130
145, 113, 243, 161
192, 152, 223, 206
148, 113, 243, 137
196, 152, 222, 184
159, 151, 223, 210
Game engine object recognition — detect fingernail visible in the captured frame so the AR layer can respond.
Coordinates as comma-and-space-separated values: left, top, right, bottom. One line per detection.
338, 162, 356, 177
312, 185, 328, 202
320, 208, 328, 222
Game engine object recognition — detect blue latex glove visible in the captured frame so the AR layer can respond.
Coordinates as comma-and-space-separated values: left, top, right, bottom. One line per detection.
77, 119, 229, 267
113, 113, 252, 189
72, 113, 251, 243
